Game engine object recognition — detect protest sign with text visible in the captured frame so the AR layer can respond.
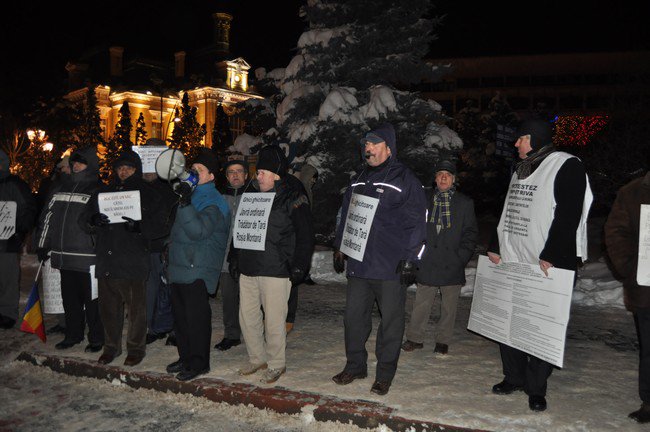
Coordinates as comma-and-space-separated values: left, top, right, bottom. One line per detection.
132, 146, 167, 174
233, 192, 275, 251
0, 201, 17, 240
98, 191, 142, 224
339, 193, 379, 262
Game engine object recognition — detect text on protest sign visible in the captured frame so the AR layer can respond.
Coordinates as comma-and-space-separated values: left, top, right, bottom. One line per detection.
0, 201, 17, 240
42, 260, 63, 314
233, 192, 275, 251
467, 255, 574, 368
638, 204, 650, 285
98, 191, 142, 224
339, 193, 379, 262
132, 146, 167, 173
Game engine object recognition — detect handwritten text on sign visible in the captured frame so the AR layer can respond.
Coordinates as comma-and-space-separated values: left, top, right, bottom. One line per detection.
468, 255, 574, 368
132, 146, 167, 174
340, 193, 379, 262
0, 201, 17, 240
98, 191, 142, 224
233, 192, 275, 251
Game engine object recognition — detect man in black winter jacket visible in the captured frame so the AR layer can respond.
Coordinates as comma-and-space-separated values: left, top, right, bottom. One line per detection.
35, 147, 104, 352
0, 150, 37, 329
81, 150, 165, 367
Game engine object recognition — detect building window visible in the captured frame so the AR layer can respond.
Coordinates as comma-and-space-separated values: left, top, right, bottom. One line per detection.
229, 116, 245, 137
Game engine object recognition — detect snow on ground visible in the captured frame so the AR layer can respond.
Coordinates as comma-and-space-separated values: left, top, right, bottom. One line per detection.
0, 251, 640, 431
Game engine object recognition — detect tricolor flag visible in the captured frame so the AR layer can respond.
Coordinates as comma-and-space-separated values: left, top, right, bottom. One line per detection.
20, 261, 46, 343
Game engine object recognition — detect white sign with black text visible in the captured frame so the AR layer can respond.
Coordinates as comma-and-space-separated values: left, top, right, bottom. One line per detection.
339, 193, 379, 262
468, 255, 575, 368
638, 204, 650, 285
98, 191, 142, 224
0, 201, 17, 240
42, 260, 63, 314
132, 146, 167, 174
233, 192, 275, 251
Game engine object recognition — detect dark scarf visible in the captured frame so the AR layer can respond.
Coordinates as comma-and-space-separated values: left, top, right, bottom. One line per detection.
515, 144, 557, 180
431, 186, 455, 229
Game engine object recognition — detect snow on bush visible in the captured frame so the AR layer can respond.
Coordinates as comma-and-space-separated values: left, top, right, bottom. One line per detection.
359, 85, 397, 120
318, 87, 363, 124
229, 133, 262, 155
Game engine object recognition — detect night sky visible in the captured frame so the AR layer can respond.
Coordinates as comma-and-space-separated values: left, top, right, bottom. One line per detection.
2, 0, 647, 117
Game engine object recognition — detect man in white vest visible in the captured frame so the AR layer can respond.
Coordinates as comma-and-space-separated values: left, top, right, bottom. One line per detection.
487, 118, 592, 412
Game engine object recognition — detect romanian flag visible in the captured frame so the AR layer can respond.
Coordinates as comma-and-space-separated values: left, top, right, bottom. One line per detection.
20, 261, 46, 343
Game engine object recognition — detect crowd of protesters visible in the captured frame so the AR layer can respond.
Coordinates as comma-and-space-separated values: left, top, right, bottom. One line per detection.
0, 118, 648, 423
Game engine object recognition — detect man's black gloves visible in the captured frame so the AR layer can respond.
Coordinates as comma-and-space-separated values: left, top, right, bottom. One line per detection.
396, 260, 417, 286
36, 248, 50, 262
228, 256, 240, 283
177, 182, 193, 207
90, 212, 110, 227
333, 250, 345, 274
122, 216, 141, 233
290, 267, 305, 285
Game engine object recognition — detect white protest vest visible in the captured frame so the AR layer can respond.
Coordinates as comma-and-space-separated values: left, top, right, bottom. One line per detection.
497, 152, 593, 265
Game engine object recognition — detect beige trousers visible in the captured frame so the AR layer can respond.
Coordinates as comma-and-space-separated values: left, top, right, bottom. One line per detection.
239, 275, 291, 370
405, 283, 462, 345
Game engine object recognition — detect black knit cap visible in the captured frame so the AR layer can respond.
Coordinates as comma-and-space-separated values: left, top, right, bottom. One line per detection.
255, 145, 288, 177
223, 159, 249, 173
517, 119, 554, 151
192, 147, 219, 174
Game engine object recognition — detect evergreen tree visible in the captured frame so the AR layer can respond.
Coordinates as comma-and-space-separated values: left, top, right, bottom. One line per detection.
75, 86, 104, 150
238, 0, 460, 235
211, 103, 233, 155
168, 92, 206, 161
101, 101, 133, 181
135, 112, 147, 145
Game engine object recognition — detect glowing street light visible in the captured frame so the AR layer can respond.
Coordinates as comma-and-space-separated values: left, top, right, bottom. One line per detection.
42, 142, 54, 152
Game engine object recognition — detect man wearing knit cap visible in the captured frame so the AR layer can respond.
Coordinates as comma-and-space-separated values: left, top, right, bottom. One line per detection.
214, 158, 254, 351
230, 145, 314, 384
402, 158, 477, 356
487, 118, 593, 412
332, 123, 427, 395
81, 149, 166, 367
165, 147, 230, 381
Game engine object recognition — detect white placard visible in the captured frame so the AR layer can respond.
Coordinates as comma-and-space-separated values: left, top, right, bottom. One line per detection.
233, 192, 275, 251
42, 260, 64, 314
467, 255, 575, 368
0, 201, 17, 240
339, 193, 379, 262
638, 204, 650, 285
97, 191, 142, 224
90, 265, 98, 300
132, 146, 167, 173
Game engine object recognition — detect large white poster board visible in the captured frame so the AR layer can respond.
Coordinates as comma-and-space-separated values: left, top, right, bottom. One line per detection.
637, 204, 650, 285
98, 191, 142, 224
468, 255, 575, 368
132, 146, 167, 174
339, 193, 379, 262
233, 192, 275, 251
42, 260, 64, 314
0, 201, 17, 240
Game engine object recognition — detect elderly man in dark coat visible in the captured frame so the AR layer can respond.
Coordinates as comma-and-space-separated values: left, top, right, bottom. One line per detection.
605, 169, 650, 423
402, 159, 477, 355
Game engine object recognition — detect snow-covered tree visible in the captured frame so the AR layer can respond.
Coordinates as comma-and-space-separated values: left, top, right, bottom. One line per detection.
135, 112, 147, 146
75, 87, 104, 150
101, 101, 133, 181
237, 0, 460, 235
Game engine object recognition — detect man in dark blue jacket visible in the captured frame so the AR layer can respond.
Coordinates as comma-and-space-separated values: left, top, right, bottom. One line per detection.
332, 123, 427, 395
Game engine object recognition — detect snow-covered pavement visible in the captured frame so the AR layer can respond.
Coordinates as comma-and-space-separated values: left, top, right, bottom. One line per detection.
0, 252, 643, 431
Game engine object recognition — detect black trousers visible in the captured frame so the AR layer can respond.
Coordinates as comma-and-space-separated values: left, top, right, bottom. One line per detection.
635, 309, 650, 403
499, 343, 554, 397
60, 269, 103, 345
344, 277, 406, 383
98, 278, 147, 357
171, 279, 212, 372
218, 272, 240, 340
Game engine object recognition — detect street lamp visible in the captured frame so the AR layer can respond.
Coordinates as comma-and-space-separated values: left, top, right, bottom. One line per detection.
42, 142, 54, 152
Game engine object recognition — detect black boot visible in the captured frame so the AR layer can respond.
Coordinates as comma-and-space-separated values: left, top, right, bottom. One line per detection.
629, 403, 650, 423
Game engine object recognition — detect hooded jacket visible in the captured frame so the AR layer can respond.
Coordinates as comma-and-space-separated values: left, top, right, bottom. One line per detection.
81, 150, 165, 279
335, 124, 427, 281
0, 150, 37, 253
35, 147, 101, 271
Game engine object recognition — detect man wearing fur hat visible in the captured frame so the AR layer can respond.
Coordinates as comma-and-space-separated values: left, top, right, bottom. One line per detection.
230, 145, 314, 384
402, 158, 477, 356
487, 118, 592, 412
81, 149, 165, 367
332, 123, 427, 395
